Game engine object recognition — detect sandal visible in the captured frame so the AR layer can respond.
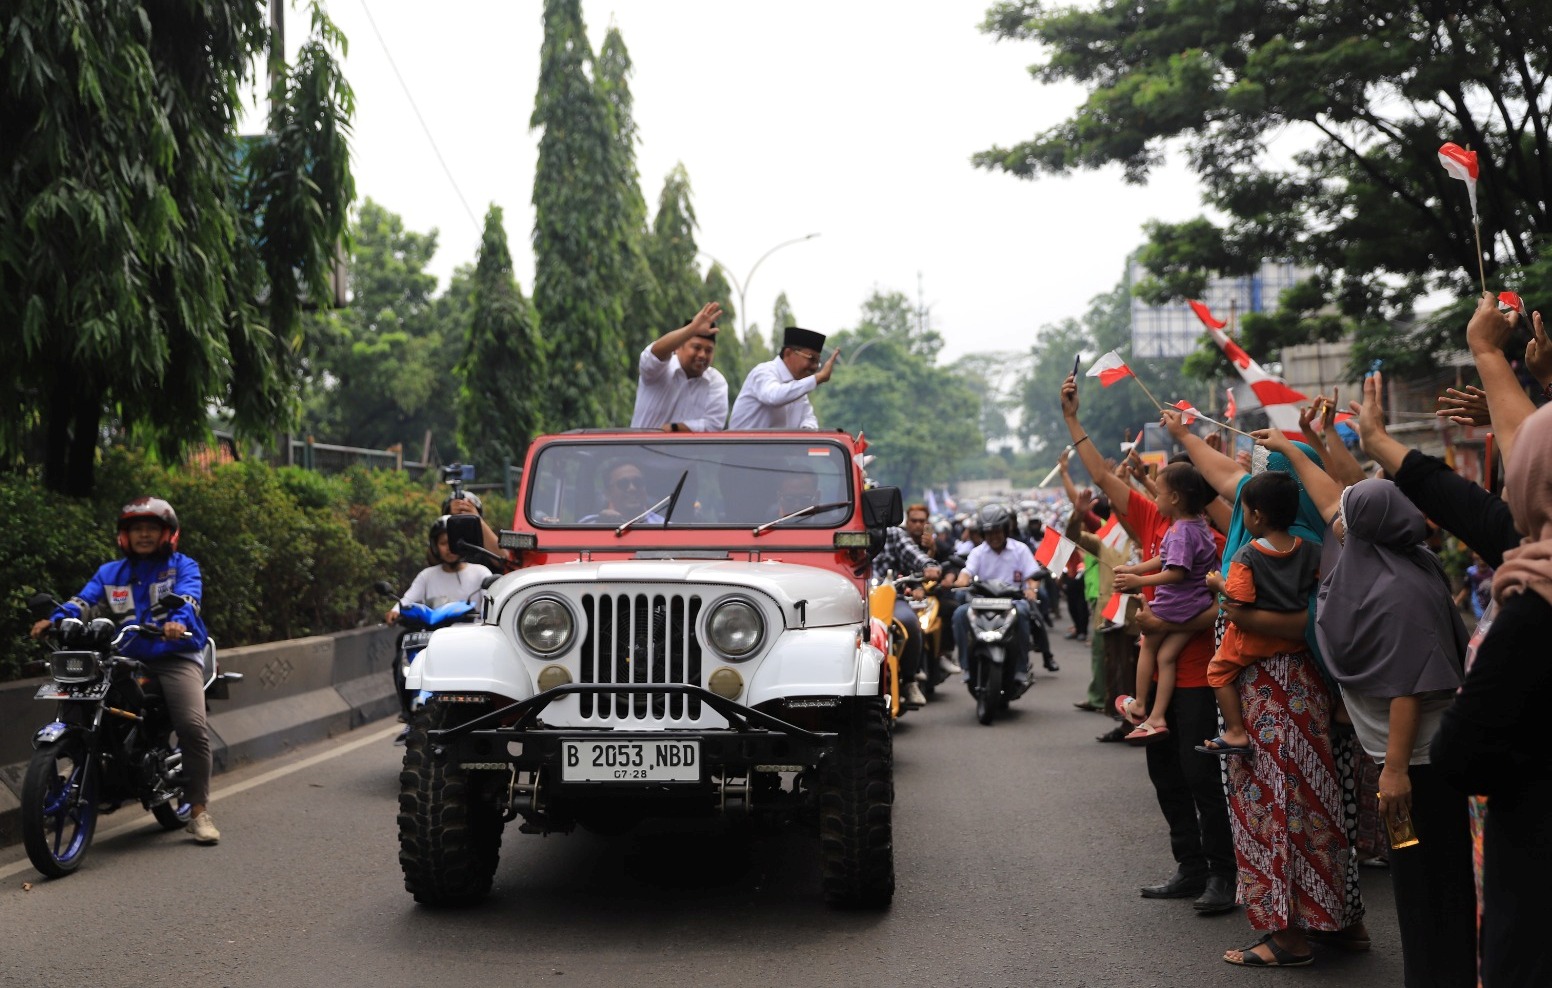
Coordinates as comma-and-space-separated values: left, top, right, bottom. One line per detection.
1123, 722, 1170, 746
1224, 932, 1314, 968
1195, 735, 1253, 757
1114, 694, 1145, 725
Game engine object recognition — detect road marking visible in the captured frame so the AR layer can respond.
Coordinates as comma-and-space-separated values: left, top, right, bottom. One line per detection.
1, 723, 400, 882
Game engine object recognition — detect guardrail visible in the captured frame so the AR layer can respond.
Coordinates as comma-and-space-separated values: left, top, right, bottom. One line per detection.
0, 625, 400, 849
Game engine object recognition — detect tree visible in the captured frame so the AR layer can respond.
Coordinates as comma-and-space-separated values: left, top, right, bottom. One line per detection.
769, 293, 799, 356
813, 291, 983, 494
459, 205, 545, 475
301, 200, 458, 453
978, 0, 1552, 378
646, 164, 705, 341
1, 0, 354, 494
595, 25, 659, 360
531, 0, 634, 429
1017, 281, 1208, 457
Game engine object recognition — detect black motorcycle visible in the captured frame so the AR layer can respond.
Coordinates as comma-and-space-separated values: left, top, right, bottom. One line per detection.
22, 598, 242, 877
963, 579, 1029, 725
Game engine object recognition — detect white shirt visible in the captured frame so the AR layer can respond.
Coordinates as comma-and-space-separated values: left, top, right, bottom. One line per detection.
728, 357, 819, 430
399, 563, 492, 610
630, 347, 728, 431
963, 540, 1038, 586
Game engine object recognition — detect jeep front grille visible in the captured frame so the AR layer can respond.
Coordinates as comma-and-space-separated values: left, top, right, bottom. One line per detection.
578, 593, 704, 722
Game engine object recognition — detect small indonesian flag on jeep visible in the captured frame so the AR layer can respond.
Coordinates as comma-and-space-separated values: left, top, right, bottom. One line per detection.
807, 448, 830, 457
1034, 527, 1077, 574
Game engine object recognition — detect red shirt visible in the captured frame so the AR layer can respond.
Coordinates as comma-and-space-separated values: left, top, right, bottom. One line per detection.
1121, 489, 1222, 689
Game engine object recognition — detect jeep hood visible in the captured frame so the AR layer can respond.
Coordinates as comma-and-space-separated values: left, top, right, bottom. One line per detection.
489, 560, 865, 629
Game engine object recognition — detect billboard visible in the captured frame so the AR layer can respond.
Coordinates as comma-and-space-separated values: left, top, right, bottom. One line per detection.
1129, 259, 1310, 358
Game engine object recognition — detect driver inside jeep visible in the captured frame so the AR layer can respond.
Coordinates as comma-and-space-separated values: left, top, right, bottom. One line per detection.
578, 461, 665, 525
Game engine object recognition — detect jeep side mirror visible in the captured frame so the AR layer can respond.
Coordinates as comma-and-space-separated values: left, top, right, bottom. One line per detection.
372, 580, 398, 599
445, 514, 486, 560
27, 592, 58, 618
480, 574, 501, 591
861, 486, 903, 530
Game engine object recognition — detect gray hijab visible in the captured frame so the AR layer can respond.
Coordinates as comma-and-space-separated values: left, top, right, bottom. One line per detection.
1314, 479, 1467, 698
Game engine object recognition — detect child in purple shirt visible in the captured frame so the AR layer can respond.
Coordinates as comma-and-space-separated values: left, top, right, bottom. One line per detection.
1115, 463, 1221, 744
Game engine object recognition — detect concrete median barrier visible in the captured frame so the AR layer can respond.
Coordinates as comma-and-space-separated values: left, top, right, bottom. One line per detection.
0, 625, 400, 849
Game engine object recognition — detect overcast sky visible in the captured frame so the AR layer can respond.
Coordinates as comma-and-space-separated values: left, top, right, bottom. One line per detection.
249, 1, 1207, 363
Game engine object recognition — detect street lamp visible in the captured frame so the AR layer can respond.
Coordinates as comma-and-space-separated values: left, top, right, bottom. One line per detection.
699, 232, 820, 341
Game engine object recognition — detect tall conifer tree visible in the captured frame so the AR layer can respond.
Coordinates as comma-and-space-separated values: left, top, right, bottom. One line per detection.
596, 25, 659, 361
459, 205, 545, 473
531, 0, 633, 428
647, 165, 705, 338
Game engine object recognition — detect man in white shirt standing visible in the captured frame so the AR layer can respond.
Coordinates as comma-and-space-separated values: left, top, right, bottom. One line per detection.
630, 301, 729, 432
728, 326, 840, 430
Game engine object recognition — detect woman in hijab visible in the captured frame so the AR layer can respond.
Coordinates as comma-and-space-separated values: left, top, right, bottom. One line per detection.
1258, 427, 1478, 988
1432, 402, 1552, 987
1163, 410, 1360, 968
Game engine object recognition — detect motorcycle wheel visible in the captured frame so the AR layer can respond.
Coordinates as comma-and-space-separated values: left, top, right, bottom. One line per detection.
21, 736, 100, 878
152, 795, 193, 830
975, 656, 996, 726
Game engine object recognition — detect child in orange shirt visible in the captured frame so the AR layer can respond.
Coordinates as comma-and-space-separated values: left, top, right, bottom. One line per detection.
1198, 472, 1322, 756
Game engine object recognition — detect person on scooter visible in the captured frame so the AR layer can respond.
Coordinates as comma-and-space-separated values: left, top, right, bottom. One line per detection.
29, 497, 220, 845
387, 516, 493, 624
872, 516, 943, 707
951, 503, 1053, 687
907, 503, 962, 676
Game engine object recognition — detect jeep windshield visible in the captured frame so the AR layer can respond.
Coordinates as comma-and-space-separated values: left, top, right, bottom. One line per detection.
525, 439, 854, 529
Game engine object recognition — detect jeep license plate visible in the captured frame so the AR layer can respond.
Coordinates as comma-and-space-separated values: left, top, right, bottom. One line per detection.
562, 740, 700, 782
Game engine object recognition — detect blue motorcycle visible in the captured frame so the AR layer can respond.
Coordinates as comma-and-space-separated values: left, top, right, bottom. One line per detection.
373, 582, 479, 728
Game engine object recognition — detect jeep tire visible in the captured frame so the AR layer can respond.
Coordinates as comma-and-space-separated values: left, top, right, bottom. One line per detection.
818, 697, 895, 908
397, 704, 504, 905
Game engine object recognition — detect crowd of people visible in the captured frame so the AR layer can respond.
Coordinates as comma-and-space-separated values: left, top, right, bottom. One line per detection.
1032, 290, 1550, 985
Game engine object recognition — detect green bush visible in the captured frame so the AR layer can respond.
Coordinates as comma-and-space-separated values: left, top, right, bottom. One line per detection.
1, 449, 455, 680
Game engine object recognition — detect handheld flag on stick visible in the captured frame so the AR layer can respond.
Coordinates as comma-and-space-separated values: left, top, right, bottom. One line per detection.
1189, 300, 1308, 438
1034, 528, 1078, 575
1087, 351, 1164, 409
1438, 142, 1488, 294
1224, 387, 1237, 421
1188, 299, 1226, 330
1171, 399, 1200, 425
1086, 350, 1134, 387
1498, 291, 1527, 318
1100, 592, 1138, 627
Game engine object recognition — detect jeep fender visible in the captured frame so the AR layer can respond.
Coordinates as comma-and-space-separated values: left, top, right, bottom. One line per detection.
746, 626, 882, 707
411, 624, 533, 702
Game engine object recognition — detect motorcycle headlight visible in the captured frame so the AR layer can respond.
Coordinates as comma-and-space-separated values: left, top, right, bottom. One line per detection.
517, 597, 574, 655
706, 598, 764, 659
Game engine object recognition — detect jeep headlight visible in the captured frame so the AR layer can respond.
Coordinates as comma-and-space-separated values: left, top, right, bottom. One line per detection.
707, 598, 764, 659
517, 597, 573, 655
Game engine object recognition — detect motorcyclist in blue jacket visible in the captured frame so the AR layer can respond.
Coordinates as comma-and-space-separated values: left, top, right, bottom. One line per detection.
29, 497, 221, 845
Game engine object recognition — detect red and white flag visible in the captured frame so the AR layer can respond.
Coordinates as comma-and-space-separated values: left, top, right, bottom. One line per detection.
1438, 142, 1480, 223
1498, 291, 1527, 318
1171, 399, 1201, 425
1188, 299, 1227, 330
1034, 527, 1077, 574
1201, 323, 1307, 438
1086, 350, 1134, 387
1100, 592, 1136, 625
1095, 514, 1130, 552
1224, 387, 1237, 421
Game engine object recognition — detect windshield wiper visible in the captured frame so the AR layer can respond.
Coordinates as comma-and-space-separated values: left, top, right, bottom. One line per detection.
615, 470, 688, 537
661, 470, 689, 528
751, 500, 851, 537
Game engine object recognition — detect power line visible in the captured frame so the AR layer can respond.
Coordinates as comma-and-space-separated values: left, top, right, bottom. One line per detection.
357, 0, 481, 233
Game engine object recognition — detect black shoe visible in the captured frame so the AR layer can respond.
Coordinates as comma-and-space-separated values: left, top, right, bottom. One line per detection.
1193, 874, 1237, 914
1074, 700, 1101, 712
1096, 723, 1131, 743
1140, 870, 1208, 899
1043, 654, 1059, 672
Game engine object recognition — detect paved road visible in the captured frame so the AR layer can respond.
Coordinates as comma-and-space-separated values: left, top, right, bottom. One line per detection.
0, 632, 1406, 987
